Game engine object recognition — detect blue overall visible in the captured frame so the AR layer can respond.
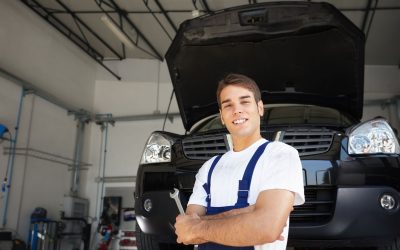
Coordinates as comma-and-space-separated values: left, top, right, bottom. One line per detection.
198, 141, 270, 250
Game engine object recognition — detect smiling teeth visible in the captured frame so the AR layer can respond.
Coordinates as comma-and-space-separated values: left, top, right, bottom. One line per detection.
233, 119, 246, 124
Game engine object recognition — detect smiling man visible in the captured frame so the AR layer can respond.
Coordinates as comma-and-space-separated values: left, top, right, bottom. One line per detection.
174, 73, 305, 250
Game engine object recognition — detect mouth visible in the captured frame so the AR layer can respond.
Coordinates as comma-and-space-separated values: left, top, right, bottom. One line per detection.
232, 118, 248, 125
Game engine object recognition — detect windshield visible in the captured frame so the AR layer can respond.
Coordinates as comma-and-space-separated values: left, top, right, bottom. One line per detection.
195, 105, 356, 133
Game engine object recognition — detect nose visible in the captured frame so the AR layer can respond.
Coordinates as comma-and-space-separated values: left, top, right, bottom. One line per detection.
232, 104, 243, 115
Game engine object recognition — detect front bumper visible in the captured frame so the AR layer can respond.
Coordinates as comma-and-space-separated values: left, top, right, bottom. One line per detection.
135, 190, 187, 242
289, 186, 400, 247
135, 186, 400, 246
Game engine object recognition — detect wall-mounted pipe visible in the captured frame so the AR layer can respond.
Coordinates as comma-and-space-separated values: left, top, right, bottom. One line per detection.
70, 119, 86, 195
1, 88, 26, 227
112, 113, 180, 122
15, 94, 35, 233
90, 118, 111, 250
99, 122, 108, 220
96, 176, 136, 183
94, 117, 111, 221
4, 147, 91, 167
94, 125, 105, 222
364, 97, 399, 107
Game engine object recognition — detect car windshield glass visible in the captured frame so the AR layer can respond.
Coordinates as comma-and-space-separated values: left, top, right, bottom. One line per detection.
195, 105, 355, 133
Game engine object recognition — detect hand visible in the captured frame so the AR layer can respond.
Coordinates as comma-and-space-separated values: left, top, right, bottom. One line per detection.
175, 214, 207, 245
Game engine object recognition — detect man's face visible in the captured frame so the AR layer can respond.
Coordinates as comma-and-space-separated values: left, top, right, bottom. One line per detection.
219, 85, 263, 139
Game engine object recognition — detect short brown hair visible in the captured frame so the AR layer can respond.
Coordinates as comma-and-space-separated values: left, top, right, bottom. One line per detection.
216, 73, 261, 107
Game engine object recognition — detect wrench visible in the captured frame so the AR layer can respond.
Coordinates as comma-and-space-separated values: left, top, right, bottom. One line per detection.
170, 188, 185, 215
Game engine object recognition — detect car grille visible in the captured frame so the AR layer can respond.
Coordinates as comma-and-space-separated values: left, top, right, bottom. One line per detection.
279, 128, 335, 156
182, 134, 231, 160
182, 128, 335, 159
290, 186, 336, 224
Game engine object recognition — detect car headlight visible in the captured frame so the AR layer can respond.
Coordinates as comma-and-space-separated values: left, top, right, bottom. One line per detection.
348, 118, 400, 155
140, 132, 173, 164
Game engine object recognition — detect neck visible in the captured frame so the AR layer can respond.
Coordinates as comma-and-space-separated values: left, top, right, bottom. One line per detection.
232, 134, 263, 152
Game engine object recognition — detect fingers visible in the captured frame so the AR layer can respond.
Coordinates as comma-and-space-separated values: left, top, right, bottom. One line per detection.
174, 214, 201, 245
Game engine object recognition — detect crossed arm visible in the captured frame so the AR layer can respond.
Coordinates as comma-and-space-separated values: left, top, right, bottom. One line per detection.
174, 189, 295, 246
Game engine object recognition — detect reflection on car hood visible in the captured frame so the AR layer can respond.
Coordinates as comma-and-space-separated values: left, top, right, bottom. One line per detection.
165, 2, 365, 131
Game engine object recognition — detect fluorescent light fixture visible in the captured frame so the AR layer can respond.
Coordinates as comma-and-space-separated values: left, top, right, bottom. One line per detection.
192, 10, 200, 18
101, 15, 135, 49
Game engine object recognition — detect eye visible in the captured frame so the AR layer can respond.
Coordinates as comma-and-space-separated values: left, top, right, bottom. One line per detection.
222, 103, 232, 108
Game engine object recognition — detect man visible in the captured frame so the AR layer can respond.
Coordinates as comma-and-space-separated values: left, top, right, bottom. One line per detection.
175, 73, 305, 250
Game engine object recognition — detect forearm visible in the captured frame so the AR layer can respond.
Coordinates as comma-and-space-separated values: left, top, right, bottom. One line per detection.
195, 209, 284, 246
179, 204, 256, 245
193, 190, 294, 246
176, 190, 295, 246
201, 205, 254, 220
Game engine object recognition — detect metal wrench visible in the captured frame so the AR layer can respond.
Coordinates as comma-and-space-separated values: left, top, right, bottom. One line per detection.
170, 188, 185, 215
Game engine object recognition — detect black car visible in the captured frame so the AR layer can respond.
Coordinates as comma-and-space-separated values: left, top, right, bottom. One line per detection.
134, 2, 400, 249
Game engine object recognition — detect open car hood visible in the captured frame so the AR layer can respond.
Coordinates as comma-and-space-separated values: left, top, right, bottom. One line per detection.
165, 2, 365, 131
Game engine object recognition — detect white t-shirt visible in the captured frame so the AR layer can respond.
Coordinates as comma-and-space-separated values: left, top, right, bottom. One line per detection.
188, 138, 305, 250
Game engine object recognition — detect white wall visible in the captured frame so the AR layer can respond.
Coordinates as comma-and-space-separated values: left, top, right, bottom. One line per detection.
363, 65, 400, 130
0, 77, 79, 243
83, 59, 184, 227
0, 0, 96, 111
0, 0, 97, 245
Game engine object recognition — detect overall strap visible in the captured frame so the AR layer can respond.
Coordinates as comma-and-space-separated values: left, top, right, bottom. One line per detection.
236, 141, 270, 206
202, 155, 222, 208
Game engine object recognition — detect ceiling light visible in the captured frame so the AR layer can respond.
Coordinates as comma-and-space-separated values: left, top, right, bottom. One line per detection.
101, 15, 135, 50
192, 10, 200, 18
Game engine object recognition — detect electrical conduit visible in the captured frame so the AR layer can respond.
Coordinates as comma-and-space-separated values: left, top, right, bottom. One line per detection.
2, 88, 26, 226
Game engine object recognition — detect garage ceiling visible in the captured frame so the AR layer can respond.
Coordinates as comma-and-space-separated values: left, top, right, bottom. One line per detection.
21, 0, 400, 80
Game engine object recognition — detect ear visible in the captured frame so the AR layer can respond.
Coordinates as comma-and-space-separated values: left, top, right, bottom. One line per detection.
257, 100, 264, 117
219, 109, 225, 125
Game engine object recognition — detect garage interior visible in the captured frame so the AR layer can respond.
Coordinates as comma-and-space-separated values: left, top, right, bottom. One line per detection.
0, 0, 399, 250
